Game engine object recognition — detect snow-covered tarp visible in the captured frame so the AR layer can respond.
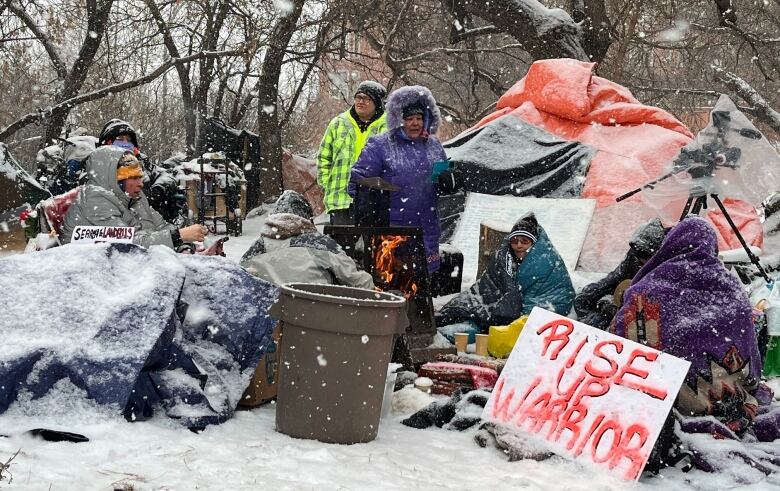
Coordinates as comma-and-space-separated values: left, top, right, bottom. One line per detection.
444, 114, 594, 198
0, 243, 277, 429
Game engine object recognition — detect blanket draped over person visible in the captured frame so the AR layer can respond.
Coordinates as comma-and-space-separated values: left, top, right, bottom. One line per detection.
240, 190, 373, 289
348, 85, 447, 272
0, 243, 277, 429
612, 217, 780, 477
436, 214, 574, 331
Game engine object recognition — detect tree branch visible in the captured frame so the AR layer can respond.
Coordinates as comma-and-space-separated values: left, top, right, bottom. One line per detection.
625, 84, 721, 97
393, 43, 528, 65
449, 25, 501, 43
0, 50, 241, 142
8, 3, 68, 79
381, 0, 413, 64
712, 66, 780, 134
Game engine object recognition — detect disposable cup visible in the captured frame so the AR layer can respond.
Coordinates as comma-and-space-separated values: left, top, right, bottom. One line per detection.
475, 333, 489, 356
454, 332, 469, 353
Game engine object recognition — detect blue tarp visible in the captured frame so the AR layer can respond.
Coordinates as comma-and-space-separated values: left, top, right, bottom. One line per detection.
0, 243, 277, 428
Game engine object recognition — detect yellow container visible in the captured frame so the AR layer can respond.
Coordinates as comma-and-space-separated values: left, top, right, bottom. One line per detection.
487, 315, 528, 358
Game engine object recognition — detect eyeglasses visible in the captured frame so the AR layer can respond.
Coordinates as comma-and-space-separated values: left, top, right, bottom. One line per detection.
510, 236, 533, 245
354, 94, 372, 103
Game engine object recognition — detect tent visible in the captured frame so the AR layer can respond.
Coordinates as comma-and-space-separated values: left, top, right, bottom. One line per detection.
444, 58, 770, 271
0, 243, 277, 428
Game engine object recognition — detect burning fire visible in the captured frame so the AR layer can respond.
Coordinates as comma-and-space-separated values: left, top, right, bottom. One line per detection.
373, 235, 419, 299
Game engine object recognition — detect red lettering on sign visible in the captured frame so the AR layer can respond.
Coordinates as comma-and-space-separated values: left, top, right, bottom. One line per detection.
534, 398, 568, 436
492, 376, 541, 422
584, 340, 623, 378
564, 336, 588, 368
591, 418, 622, 464
614, 349, 668, 400
573, 413, 605, 456
553, 404, 588, 444
537, 319, 574, 360
516, 391, 551, 431
555, 365, 586, 402
610, 423, 650, 480
491, 378, 517, 422
571, 376, 610, 407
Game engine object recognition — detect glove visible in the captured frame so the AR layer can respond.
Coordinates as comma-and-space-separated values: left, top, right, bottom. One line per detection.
437, 170, 462, 193
430, 159, 450, 182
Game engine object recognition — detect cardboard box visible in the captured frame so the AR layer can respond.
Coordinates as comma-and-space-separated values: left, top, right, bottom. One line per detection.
240, 323, 281, 407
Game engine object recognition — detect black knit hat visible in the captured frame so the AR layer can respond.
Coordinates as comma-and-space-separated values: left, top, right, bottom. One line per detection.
507, 214, 539, 243
355, 81, 386, 111
629, 217, 666, 259
402, 102, 425, 120
98, 119, 138, 147
272, 190, 314, 220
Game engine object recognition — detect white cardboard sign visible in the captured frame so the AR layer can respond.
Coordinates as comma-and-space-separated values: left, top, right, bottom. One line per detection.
482, 308, 690, 481
450, 194, 595, 282
71, 225, 135, 244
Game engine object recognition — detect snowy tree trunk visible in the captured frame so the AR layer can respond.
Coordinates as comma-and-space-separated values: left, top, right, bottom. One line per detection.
570, 0, 612, 63
251, 0, 306, 209
444, 0, 590, 62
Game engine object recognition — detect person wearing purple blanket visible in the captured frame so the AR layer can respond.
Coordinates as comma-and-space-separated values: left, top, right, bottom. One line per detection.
612, 216, 780, 476
348, 85, 452, 273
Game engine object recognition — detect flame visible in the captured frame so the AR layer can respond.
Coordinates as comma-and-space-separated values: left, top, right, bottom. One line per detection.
373, 235, 419, 299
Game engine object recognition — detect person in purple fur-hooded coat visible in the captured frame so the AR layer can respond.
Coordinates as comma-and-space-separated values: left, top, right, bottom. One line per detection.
348, 85, 447, 272
612, 217, 780, 477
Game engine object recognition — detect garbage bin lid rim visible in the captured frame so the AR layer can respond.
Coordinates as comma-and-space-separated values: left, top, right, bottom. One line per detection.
279, 282, 406, 306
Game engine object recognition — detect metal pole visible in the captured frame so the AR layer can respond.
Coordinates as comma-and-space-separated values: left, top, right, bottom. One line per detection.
710, 193, 771, 283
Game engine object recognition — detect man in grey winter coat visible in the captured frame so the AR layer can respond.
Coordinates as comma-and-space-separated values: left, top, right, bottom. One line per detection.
62, 146, 205, 248
240, 190, 374, 289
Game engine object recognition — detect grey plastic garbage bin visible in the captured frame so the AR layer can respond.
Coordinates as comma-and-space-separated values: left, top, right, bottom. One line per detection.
270, 283, 408, 444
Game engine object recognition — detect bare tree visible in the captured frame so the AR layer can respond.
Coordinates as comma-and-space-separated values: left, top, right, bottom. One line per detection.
8, 0, 116, 147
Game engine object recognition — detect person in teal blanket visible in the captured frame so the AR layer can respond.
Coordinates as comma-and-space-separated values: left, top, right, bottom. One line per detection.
435, 213, 574, 342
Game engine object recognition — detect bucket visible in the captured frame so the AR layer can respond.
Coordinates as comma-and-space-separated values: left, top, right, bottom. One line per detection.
270, 283, 408, 444
487, 315, 528, 358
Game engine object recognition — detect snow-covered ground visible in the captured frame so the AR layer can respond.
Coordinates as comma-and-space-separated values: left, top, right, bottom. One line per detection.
1, 213, 778, 490
0, 403, 753, 491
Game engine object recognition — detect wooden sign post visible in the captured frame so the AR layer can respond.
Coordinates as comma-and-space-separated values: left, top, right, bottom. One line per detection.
482, 307, 690, 481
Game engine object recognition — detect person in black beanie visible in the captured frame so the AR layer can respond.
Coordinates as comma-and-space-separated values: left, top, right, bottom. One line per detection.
317, 80, 388, 226
574, 218, 667, 329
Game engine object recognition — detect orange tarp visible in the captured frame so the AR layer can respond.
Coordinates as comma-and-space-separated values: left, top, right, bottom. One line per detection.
472, 59, 762, 270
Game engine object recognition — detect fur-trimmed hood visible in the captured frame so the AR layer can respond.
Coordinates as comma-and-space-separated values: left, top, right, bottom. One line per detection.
385, 85, 441, 134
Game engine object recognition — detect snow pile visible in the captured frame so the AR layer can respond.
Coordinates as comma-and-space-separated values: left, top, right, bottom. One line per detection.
0, 243, 277, 429
391, 386, 435, 415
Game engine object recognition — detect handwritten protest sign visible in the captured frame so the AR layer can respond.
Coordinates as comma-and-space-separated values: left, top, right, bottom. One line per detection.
482, 308, 690, 481
71, 225, 135, 245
